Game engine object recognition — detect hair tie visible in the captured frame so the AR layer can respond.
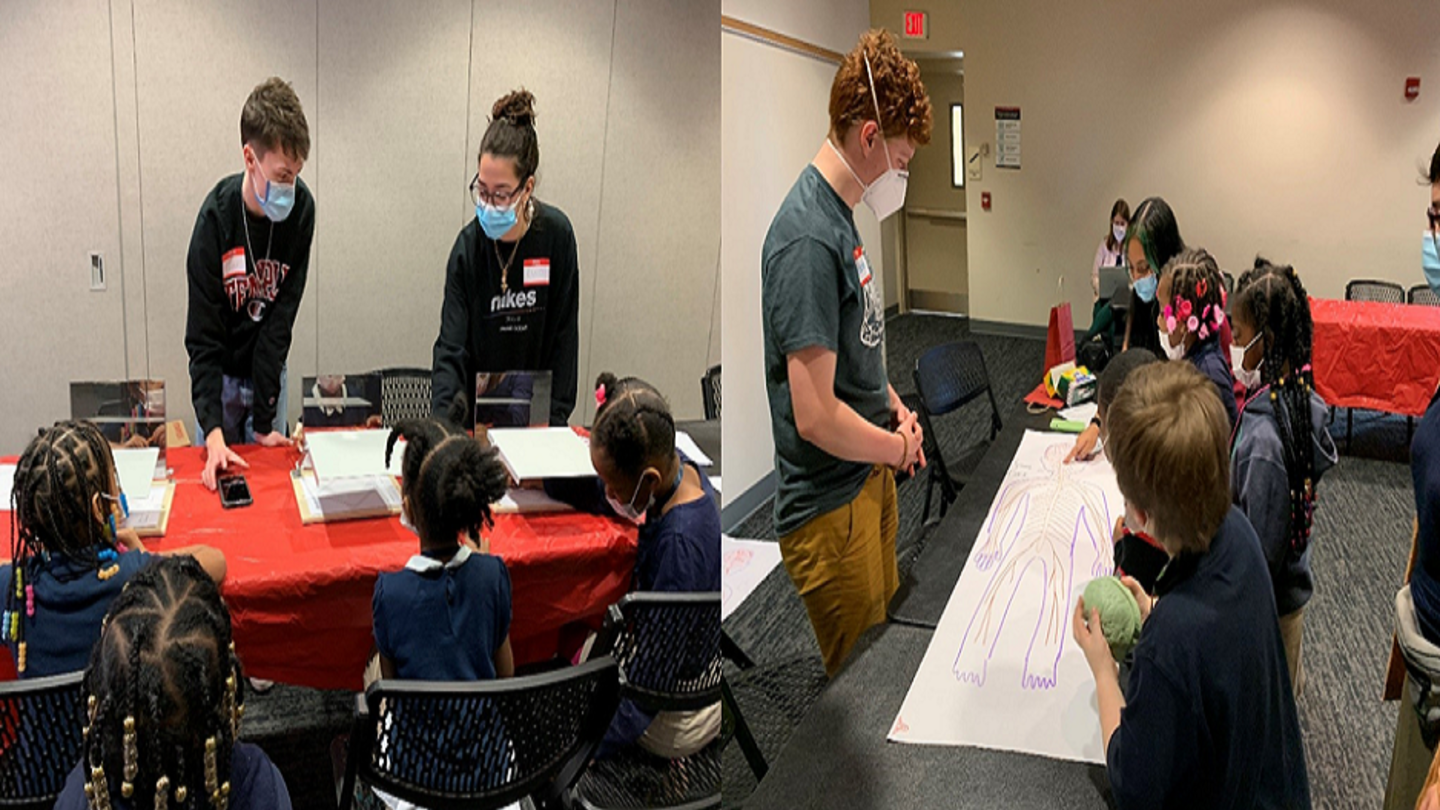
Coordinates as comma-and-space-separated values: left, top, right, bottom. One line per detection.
595, 385, 607, 407
1196, 278, 1209, 297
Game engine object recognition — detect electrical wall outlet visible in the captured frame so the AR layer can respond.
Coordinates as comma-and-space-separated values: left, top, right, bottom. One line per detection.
89, 252, 104, 291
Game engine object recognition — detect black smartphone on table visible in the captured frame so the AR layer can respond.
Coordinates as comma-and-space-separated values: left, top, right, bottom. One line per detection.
218, 474, 253, 509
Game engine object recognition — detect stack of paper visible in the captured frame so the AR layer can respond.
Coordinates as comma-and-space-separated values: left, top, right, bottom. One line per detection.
298, 430, 404, 523
487, 428, 595, 482
675, 431, 714, 467
495, 488, 573, 515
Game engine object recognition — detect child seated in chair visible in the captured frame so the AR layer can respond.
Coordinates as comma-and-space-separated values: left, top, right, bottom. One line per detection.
548, 373, 721, 760
375, 399, 514, 682
55, 556, 290, 809
5, 420, 225, 678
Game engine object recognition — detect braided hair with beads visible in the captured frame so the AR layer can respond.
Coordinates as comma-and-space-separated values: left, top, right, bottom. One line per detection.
1158, 247, 1229, 346
1233, 258, 1318, 553
7, 420, 126, 673
80, 556, 244, 810
384, 392, 509, 548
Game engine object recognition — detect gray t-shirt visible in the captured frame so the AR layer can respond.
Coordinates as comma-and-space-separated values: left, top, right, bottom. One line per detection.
762, 165, 890, 536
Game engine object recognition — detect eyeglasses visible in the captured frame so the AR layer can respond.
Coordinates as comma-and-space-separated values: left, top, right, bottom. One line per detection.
471, 173, 526, 208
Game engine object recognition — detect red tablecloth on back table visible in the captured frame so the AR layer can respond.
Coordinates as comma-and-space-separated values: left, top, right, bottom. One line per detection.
0, 445, 637, 691
1311, 297, 1440, 417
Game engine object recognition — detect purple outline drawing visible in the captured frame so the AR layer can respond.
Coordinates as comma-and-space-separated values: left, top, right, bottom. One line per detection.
953, 443, 1115, 690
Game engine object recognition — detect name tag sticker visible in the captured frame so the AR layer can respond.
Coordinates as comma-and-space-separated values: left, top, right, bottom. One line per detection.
854, 246, 872, 286
222, 248, 247, 280
524, 259, 550, 287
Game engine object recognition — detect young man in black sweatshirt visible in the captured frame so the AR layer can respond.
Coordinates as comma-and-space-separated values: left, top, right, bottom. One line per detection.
185, 77, 315, 491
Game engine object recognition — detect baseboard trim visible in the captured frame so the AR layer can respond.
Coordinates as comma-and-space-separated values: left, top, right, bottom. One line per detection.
884, 304, 901, 320
721, 470, 777, 534
966, 318, 1089, 347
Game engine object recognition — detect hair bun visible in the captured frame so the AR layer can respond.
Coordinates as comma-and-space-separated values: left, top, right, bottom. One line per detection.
493, 89, 536, 128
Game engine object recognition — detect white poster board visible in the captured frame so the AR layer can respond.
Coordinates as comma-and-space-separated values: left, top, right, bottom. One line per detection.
889, 430, 1122, 763
721, 536, 784, 621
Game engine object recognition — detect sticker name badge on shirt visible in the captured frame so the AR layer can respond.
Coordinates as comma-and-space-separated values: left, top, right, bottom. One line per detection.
523, 258, 551, 287
853, 246, 872, 287
222, 247, 247, 280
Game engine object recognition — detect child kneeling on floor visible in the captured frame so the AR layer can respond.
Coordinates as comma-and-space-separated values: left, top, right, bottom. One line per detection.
1073, 361, 1309, 808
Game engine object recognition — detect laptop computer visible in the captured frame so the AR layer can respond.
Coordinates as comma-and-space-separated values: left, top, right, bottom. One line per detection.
1098, 266, 1130, 301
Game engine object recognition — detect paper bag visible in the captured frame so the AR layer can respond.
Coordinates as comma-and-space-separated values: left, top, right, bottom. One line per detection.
1045, 302, 1076, 372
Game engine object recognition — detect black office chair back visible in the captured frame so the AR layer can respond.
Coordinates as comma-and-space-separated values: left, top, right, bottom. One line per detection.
914, 342, 996, 419
700, 366, 721, 421
1346, 279, 1406, 304
0, 671, 86, 810
1410, 284, 1440, 307
374, 367, 434, 427
600, 593, 721, 714
343, 657, 620, 810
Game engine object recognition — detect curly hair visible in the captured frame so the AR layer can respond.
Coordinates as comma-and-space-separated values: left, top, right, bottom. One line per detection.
479, 89, 539, 184
1159, 247, 1227, 345
828, 29, 932, 146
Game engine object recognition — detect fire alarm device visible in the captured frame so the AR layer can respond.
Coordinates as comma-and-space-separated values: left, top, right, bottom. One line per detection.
981, 191, 992, 211
1407, 77, 1421, 101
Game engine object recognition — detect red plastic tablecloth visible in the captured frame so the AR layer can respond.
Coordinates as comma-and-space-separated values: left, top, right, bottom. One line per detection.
0, 445, 637, 690
1311, 297, 1440, 417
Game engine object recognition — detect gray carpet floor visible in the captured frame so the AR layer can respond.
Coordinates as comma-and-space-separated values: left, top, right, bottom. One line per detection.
722, 313, 1417, 809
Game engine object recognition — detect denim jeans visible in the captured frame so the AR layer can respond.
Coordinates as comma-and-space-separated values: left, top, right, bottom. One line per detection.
196, 365, 288, 445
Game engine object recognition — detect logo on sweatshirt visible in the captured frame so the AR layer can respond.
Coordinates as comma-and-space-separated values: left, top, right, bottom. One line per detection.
490, 289, 539, 314
222, 250, 290, 322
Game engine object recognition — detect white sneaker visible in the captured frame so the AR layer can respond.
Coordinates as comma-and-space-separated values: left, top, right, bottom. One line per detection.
248, 677, 275, 694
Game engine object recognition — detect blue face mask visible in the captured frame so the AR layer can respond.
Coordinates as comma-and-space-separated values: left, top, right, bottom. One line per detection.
251, 163, 296, 222
1133, 273, 1158, 304
477, 200, 519, 241
1425, 233, 1440, 296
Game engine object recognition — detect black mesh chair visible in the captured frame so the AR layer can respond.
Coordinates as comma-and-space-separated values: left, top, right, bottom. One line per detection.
573, 593, 722, 810
912, 341, 1003, 526
700, 366, 721, 422
1347, 279, 1406, 304
0, 671, 86, 810
339, 657, 620, 810
374, 367, 434, 427
1411, 284, 1440, 307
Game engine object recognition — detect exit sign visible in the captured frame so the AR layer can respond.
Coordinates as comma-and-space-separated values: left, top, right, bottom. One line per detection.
903, 10, 928, 39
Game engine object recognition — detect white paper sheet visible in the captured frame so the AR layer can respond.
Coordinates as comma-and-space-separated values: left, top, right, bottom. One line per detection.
495, 488, 573, 514
675, 431, 714, 467
721, 536, 784, 621
1058, 402, 1098, 425
889, 430, 1123, 763
0, 464, 15, 511
306, 430, 394, 482
111, 447, 160, 500
487, 428, 594, 481
300, 473, 401, 518
127, 483, 170, 530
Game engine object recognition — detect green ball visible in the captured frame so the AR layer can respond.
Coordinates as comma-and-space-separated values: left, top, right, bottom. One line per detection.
1082, 576, 1142, 661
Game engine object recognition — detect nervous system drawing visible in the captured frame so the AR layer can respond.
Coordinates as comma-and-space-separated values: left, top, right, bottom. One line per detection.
951, 441, 1116, 691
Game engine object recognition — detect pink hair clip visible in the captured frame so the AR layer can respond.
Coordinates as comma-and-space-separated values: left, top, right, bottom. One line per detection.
1186, 315, 1199, 333
1198, 324, 1210, 340
1162, 304, 1174, 320
1178, 299, 1193, 319
1165, 314, 1178, 333
595, 385, 607, 407
1196, 278, 1209, 297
